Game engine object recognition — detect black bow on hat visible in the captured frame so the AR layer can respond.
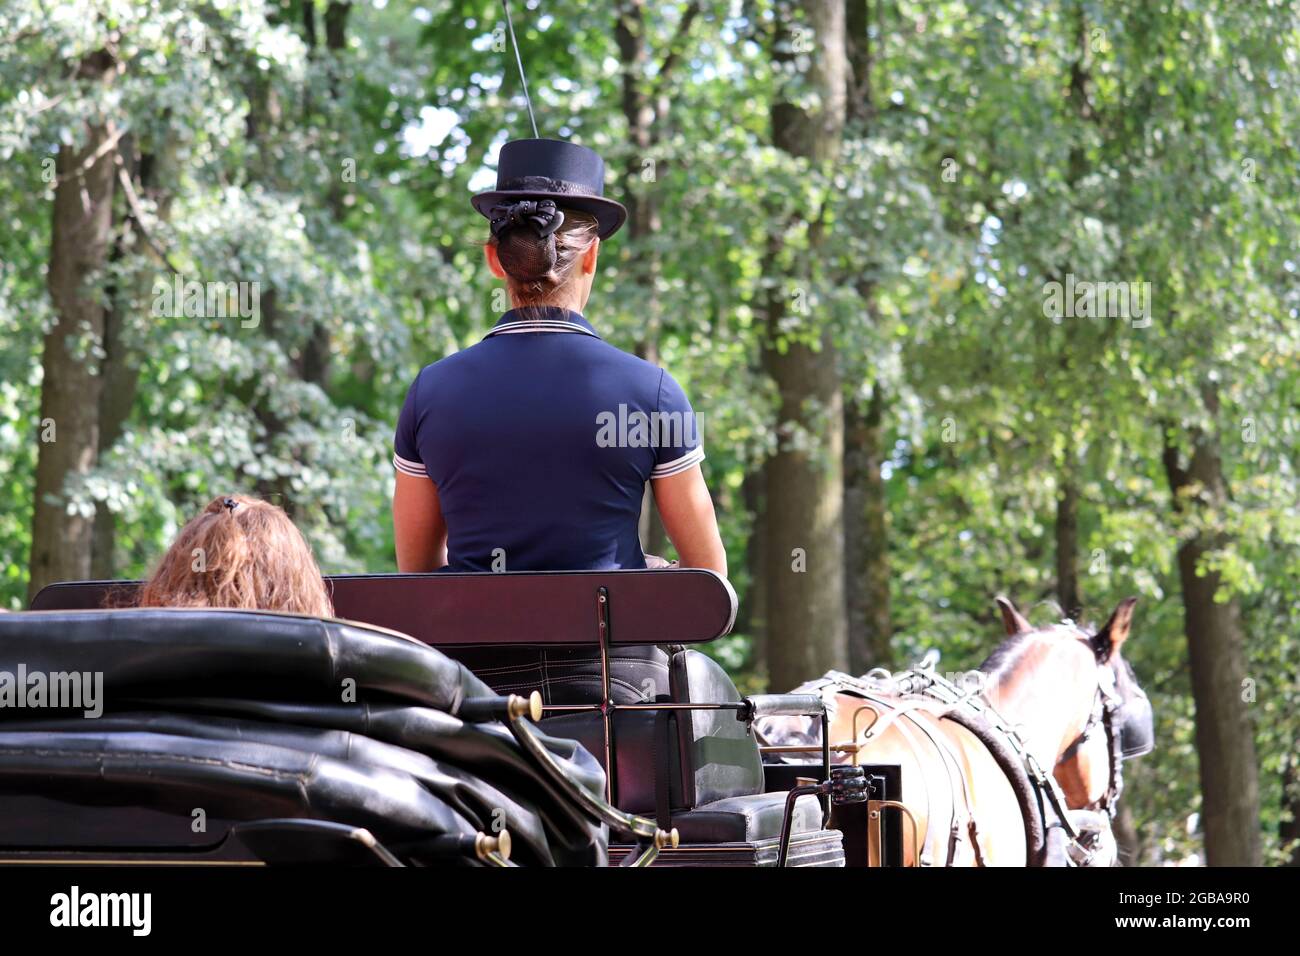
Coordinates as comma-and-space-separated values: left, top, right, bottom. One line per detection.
488, 199, 565, 238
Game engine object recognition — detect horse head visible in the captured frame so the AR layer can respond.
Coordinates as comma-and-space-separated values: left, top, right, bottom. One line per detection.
988, 596, 1154, 815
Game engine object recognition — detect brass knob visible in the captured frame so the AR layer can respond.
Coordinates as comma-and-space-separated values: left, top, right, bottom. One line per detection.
507, 692, 544, 722
476, 829, 512, 861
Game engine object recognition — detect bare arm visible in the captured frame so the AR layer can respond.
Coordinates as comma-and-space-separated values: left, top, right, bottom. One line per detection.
393, 472, 448, 572
651, 464, 727, 577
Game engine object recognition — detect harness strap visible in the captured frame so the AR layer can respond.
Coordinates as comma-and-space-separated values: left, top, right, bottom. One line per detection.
897, 710, 985, 866
939, 707, 1048, 865
850, 691, 986, 866
860, 697, 947, 742
845, 696, 942, 865
968, 818, 987, 867
878, 669, 1062, 859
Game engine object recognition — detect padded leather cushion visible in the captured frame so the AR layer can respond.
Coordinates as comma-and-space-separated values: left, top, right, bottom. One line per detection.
670, 792, 824, 844
0, 609, 489, 715
0, 610, 612, 865
161, 697, 607, 808
671, 649, 764, 807
0, 729, 475, 843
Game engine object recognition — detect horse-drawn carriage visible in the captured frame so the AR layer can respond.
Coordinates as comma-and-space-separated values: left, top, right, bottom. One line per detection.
1, 570, 1151, 867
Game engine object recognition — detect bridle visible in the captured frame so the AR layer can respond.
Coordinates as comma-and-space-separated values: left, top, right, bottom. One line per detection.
1056, 653, 1127, 819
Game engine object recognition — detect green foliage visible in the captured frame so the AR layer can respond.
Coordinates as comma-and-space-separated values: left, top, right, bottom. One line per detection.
0, 0, 1295, 864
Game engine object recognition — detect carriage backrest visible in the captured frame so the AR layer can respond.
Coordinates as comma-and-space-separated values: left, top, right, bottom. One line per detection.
29, 569, 739, 648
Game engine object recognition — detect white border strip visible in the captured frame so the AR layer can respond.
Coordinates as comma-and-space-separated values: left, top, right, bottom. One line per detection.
485, 320, 598, 338
650, 446, 706, 479
392, 453, 427, 477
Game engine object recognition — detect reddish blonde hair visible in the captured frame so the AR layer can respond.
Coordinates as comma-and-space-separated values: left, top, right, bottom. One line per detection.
138, 495, 333, 618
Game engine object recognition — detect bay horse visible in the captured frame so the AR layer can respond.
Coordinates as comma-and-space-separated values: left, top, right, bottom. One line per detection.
761, 596, 1154, 866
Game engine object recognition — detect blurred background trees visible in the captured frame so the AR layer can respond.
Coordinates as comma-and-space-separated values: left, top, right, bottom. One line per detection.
1, 0, 1295, 865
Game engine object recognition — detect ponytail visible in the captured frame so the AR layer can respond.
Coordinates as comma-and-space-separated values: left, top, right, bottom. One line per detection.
489, 201, 599, 306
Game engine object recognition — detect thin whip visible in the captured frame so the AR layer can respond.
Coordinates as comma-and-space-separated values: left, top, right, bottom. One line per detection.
500, 0, 539, 137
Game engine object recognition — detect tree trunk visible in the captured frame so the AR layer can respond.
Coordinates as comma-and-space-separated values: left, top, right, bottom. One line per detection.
90, 242, 137, 580
762, 337, 847, 689
1281, 756, 1300, 866
1055, 473, 1081, 618
741, 469, 768, 677
92, 145, 171, 579
840, 3, 890, 674
1045, 4, 1096, 623
845, 0, 875, 125
638, 489, 668, 559
761, 0, 849, 691
250, 288, 295, 514
28, 52, 118, 602
298, 0, 352, 389
1162, 404, 1262, 866
616, 1, 657, 555
242, 42, 295, 513
1112, 796, 1142, 866
324, 1, 351, 52
844, 387, 892, 672
616, 1, 698, 561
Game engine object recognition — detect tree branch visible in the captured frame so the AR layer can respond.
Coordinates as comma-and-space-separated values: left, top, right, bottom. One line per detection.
52, 122, 127, 188
114, 152, 181, 275
653, 1, 702, 98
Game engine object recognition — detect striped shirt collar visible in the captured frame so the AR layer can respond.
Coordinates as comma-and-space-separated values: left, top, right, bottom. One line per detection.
484, 307, 600, 339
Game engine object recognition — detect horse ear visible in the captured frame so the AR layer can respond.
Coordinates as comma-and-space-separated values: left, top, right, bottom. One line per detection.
995, 596, 1032, 636
1093, 597, 1138, 661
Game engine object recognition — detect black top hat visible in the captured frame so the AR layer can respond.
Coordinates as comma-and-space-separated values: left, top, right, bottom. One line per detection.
471, 138, 627, 240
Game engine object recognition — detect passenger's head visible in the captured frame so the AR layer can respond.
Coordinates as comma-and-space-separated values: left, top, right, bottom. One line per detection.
484, 203, 601, 311
138, 495, 333, 618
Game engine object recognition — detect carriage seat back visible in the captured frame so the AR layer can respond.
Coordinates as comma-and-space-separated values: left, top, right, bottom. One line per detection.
31, 569, 738, 648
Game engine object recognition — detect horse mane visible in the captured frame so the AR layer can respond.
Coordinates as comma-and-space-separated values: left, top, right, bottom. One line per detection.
977, 629, 1038, 679
978, 614, 1096, 683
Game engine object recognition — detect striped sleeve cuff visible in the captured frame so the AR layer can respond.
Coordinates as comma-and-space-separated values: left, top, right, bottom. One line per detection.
392, 453, 427, 477
650, 446, 706, 479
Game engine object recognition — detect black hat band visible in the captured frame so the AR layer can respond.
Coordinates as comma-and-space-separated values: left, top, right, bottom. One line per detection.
496, 175, 602, 198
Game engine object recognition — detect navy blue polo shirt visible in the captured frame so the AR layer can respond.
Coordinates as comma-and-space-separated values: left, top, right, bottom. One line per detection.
393, 307, 705, 572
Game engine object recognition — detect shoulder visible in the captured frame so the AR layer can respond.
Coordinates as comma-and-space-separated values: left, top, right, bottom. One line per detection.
586, 339, 668, 386
595, 341, 659, 374
586, 341, 699, 412
408, 341, 493, 389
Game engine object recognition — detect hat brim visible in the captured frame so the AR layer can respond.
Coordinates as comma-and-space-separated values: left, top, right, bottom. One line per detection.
472, 190, 627, 240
